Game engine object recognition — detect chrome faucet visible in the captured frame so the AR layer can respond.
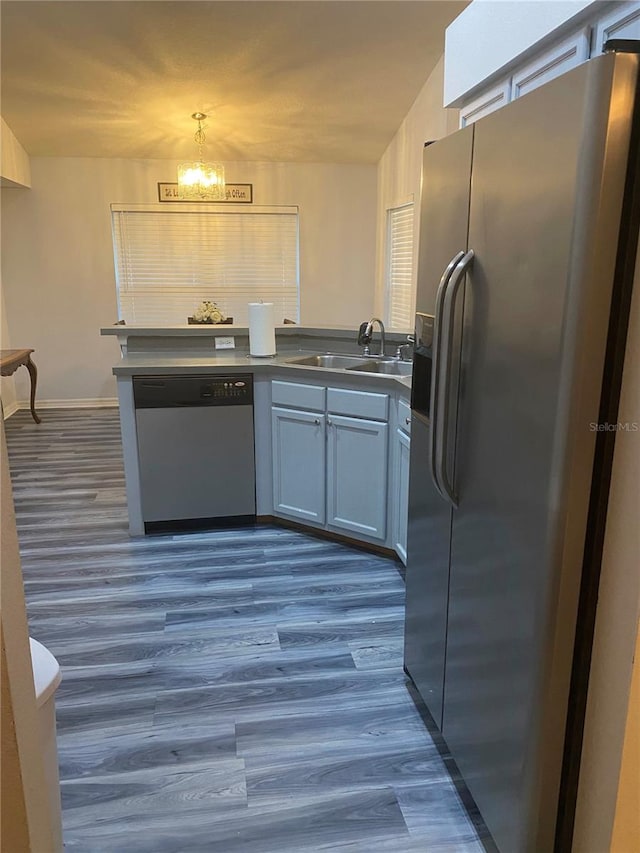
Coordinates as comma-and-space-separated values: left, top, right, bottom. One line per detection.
395, 334, 415, 361
364, 318, 386, 357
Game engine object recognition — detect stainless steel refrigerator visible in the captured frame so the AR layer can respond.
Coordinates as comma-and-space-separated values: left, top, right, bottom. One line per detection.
404, 45, 640, 853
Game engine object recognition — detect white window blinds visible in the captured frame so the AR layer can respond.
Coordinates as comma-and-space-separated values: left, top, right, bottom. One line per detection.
385, 202, 415, 330
111, 204, 299, 325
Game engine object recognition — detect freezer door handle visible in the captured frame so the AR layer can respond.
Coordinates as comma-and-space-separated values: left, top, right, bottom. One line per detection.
428, 250, 464, 500
436, 249, 474, 507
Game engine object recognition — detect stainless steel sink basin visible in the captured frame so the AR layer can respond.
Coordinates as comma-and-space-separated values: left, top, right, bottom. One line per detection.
286, 354, 371, 368
346, 360, 413, 376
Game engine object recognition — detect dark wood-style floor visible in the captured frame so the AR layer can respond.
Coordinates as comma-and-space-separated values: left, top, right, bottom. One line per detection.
6, 408, 486, 852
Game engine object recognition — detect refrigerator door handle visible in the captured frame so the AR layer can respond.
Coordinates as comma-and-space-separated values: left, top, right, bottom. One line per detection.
428, 250, 464, 499
436, 249, 474, 507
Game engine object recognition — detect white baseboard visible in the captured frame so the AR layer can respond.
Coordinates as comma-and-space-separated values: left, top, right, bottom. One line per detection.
5, 398, 118, 417
2, 401, 20, 420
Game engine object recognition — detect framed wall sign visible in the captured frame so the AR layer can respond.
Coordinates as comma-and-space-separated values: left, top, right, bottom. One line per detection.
158, 182, 253, 203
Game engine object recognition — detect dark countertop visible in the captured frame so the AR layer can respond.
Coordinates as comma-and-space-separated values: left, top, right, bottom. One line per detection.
112, 350, 412, 393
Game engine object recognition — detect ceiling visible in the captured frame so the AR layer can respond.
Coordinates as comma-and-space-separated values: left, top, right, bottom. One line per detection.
0, 1, 466, 164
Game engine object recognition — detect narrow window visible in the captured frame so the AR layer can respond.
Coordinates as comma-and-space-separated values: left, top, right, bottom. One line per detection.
385, 202, 415, 329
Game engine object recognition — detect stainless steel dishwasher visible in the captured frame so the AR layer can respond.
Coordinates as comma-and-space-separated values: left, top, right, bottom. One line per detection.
133, 374, 256, 532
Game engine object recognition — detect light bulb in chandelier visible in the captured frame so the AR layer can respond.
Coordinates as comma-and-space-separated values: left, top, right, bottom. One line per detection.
177, 112, 226, 201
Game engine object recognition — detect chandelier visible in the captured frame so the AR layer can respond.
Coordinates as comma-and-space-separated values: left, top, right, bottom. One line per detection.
177, 112, 226, 201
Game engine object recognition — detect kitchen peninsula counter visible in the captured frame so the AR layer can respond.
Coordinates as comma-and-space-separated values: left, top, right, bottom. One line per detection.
104, 323, 413, 541
108, 351, 411, 393
102, 324, 413, 392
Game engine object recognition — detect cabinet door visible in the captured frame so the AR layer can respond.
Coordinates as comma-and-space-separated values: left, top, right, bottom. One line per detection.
592, 0, 640, 54
393, 429, 411, 566
393, 427, 410, 565
272, 407, 325, 524
512, 27, 590, 100
459, 78, 511, 128
326, 414, 388, 541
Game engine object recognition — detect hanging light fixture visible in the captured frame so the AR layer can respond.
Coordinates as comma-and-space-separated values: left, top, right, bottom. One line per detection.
177, 112, 226, 201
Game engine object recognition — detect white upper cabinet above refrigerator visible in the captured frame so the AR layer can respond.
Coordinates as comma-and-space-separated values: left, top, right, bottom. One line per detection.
459, 78, 511, 128
511, 27, 591, 100
593, 1, 640, 52
446, 0, 640, 126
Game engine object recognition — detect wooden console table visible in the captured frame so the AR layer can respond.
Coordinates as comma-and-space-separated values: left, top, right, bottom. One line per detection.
0, 349, 41, 423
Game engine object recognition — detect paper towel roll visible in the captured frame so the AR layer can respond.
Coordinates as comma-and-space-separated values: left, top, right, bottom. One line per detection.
248, 302, 276, 357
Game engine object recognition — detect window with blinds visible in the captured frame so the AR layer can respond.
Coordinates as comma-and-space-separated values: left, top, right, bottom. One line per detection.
385, 202, 415, 330
111, 204, 300, 325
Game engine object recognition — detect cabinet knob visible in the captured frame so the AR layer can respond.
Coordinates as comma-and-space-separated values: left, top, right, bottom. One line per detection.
327, 418, 332, 426
314, 418, 321, 425
405, 417, 411, 425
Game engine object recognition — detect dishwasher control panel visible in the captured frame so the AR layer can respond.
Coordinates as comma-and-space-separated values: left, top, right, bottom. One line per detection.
133, 374, 253, 408
201, 378, 251, 402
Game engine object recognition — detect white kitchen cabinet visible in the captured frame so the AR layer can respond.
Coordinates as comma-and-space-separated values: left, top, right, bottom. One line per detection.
271, 379, 392, 545
592, 1, 640, 54
326, 414, 388, 541
459, 78, 511, 128
511, 27, 591, 100
459, 26, 591, 128
272, 406, 326, 524
451, 1, 639, 125
393, 400, 411, 565
444, 0, 597, 107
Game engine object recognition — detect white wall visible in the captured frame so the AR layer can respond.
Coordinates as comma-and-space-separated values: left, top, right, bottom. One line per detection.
374, 55, 459, 324
1, 117, 31, 187
1, 158, 376, 404
0, 120, 26, 416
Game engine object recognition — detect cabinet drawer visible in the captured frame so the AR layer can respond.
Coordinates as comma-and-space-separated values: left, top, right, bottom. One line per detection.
398, 399, 412, 435
272, 380, 325, 411
327, 387, 389, 421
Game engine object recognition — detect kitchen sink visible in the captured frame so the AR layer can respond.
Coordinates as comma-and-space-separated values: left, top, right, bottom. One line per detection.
286, 354, 371, 368
346, 360, 413, 376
